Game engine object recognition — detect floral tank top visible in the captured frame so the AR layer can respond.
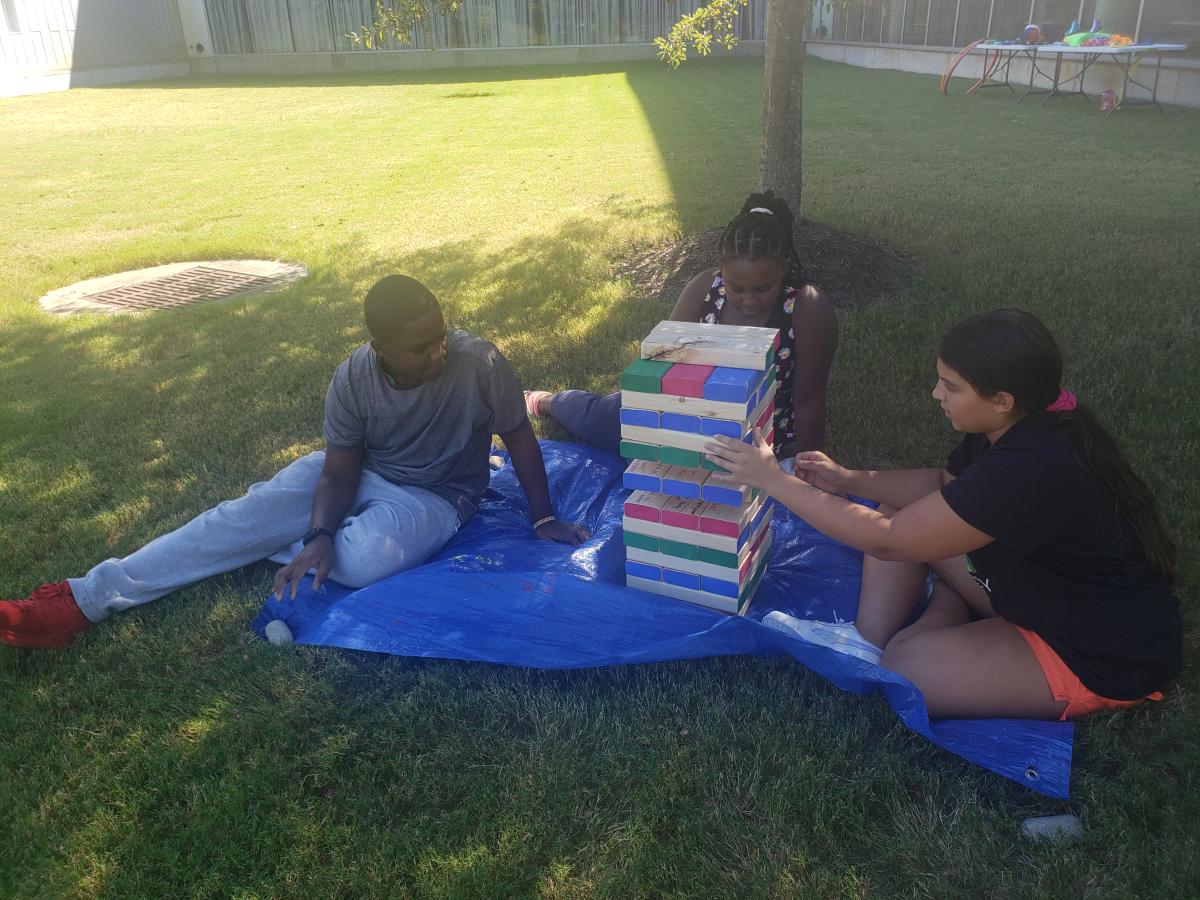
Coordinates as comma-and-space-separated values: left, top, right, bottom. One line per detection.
699, 269, 799, 451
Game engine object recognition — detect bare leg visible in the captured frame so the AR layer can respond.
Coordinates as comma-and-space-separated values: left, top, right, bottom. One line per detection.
855, 554, 927, 648
882, 589, 1066, 720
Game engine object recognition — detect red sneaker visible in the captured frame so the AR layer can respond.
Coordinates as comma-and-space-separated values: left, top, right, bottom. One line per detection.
0, 581, 92, 648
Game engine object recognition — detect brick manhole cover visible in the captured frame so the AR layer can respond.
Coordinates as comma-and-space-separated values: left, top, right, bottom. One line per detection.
39, 259, 308, 315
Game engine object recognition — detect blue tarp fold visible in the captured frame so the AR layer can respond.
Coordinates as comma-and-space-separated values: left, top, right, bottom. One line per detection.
254, 441, 1073, 798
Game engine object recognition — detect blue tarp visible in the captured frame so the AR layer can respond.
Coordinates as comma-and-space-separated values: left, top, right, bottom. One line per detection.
253, 440, 1074, 798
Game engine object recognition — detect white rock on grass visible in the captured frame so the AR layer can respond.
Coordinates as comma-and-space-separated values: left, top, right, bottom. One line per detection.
1020, 814, 1083, 842
264, 619, 295, 646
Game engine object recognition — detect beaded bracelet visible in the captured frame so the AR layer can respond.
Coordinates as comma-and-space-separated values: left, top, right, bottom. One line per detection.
532, 515, 557, 530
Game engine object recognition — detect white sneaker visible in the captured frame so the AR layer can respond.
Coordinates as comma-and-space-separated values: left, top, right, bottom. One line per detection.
762, 611, 883, 665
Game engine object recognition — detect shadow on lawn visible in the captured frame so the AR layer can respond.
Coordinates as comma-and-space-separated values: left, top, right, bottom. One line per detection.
0, 206, 670, 590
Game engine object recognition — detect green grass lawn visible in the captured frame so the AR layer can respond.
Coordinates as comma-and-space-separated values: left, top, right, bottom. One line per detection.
2, 57, 1197, 897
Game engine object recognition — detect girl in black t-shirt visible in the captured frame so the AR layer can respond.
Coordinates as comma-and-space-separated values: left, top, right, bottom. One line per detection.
706, 308, 1181, 720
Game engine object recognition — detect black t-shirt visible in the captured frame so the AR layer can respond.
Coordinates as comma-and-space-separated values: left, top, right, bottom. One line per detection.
940, 417, 1181, 700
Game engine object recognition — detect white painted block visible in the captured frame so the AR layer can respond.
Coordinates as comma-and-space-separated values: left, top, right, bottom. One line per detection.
641, 321, 778, 370
622, 383, 778, 421
626, 574, 750, 615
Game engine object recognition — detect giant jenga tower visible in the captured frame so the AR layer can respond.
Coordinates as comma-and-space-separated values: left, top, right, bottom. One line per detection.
619, 322, 779, 614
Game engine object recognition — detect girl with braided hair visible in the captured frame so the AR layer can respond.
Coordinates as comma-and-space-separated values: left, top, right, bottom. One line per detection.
526, 191, 838, 457
707, 308, 1181, 720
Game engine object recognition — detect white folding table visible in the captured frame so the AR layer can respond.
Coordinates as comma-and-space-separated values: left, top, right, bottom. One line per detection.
972, 42, 1189, 114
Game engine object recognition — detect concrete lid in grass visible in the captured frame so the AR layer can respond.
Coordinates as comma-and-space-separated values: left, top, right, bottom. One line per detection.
39, 259, 308, 316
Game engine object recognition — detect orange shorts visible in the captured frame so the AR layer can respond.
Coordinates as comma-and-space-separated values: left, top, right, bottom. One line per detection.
1016, 626, 1163, 721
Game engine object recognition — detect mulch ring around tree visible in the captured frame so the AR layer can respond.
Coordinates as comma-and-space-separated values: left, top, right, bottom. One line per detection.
613, 221, 918, 311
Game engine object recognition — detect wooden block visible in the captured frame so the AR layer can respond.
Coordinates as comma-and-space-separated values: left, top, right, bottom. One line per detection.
661, 363, 714, 398
658, 446, 702, 468
662, 568, 701, 590
661, 412, 703, 433
660, 495, 707, 530
627, 520, 770, 584
701, 417, 742, 438
621, 381, 777, 421
701, 456, 729, 473
625, 560, 661, 581
620, 358, 673, 393
626, 574, 751, 616
703, 366, 761, 403
658, 537, 700, 561
661, 465, 708, 500
754, 401, 774, 431
702, 470, 752, 507
623, 516, 739, 554
700, 491, 767, 538
621, 424, 710, 454
623, 459, 670, 493
623, 490, 668, 523
641, 321, 779, 370
622, 530, 659, 552
620, 407, 660, 428
758, 366, 777, 406
619, 440, 658, 462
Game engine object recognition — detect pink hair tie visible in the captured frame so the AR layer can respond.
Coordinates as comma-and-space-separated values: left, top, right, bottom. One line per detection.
1045, 389, 1077, 413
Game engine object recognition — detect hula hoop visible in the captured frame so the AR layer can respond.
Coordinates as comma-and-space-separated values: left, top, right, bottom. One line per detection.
965, 49, 1002, 94
941, 38, 985, 94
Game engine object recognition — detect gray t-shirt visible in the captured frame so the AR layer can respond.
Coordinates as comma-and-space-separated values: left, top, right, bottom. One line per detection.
323, 330, 526, 523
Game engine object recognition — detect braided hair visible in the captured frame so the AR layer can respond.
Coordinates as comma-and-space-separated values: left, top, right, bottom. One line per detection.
717, 190, 804, 278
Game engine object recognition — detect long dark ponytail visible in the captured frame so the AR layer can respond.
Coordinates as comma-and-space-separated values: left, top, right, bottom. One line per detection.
938, 308, 1176, 584
717, 190, 805, 280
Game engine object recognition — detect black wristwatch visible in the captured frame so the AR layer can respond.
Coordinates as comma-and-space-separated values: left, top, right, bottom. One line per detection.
301, 526, 336, 546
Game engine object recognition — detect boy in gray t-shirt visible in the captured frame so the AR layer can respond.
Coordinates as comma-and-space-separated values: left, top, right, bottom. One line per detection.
2, 275, 590, 648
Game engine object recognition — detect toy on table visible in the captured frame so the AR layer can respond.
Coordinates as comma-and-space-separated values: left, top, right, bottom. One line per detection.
1021, 24, 1042, 45
619, 321, 779, 615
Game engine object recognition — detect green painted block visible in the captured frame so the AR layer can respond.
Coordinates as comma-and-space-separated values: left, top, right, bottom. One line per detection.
765, 346, 775, 370
659, 446, 701, 468
659, 539, 700, 561
701, 457, 729, 473
763, 364, 777, 389
623, 530, 659, 552
699, 546, 738, 568
620, 358, 673, 393
620, 440, 659, 462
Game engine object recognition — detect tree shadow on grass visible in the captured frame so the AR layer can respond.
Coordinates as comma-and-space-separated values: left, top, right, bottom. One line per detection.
0, 207, 670, 593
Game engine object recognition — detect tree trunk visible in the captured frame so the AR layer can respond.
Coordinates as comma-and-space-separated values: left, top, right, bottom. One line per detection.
760, 0, 806, 212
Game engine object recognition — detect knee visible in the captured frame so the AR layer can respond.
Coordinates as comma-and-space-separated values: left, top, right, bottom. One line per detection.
879, 633, 924, 678
331, 534, 419, 589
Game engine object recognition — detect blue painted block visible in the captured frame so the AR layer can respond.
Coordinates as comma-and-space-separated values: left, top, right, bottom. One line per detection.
702, 483, 744, 506
738, 500, 774, 549
626, 560, 661, 581
701, 576, 739, 599
662, 474, 702, 500
620, 408, 660, 428
703, 367, 759, 402
623, 471, 661, 493
701, 418, 742, 438
663, 568, 701, 590
661, 412, 702, 433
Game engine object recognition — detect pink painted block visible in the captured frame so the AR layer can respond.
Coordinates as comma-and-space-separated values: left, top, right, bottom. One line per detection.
661, 363, 714, 399
661, 508, 700, 529
624, 500, 661, 523
660, 496, 705, 530
699, 515, 740, 538
740, 526, 770, 581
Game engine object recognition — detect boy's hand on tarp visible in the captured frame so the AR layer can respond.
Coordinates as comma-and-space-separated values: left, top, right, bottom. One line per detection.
274, 536, 334, 601
535, 519, 591, 545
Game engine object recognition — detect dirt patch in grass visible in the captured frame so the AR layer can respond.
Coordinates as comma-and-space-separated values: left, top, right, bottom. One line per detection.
614, 222, 918, 311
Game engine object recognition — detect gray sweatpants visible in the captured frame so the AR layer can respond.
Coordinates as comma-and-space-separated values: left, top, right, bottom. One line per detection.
69, 451, 460, 622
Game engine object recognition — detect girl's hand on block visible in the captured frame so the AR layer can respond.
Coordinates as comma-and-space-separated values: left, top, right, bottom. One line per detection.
705, 430, 784, 492
792, 451, 851, 494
